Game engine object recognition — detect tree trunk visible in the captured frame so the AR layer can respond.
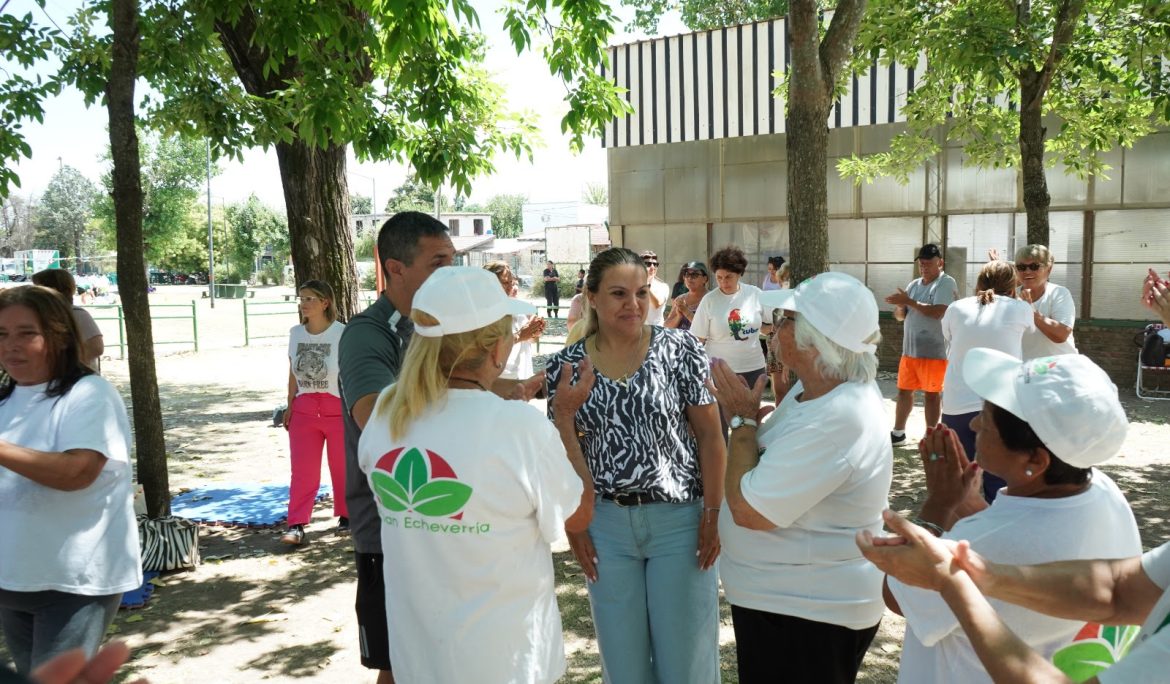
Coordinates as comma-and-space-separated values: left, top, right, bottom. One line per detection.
275, 141, 359, 320
1019, 66, 1051, 247
107, 0, 171, 517
786, 0, 833, 285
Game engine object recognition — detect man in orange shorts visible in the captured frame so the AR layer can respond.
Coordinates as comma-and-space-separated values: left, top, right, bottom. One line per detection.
885, 244, 957, 445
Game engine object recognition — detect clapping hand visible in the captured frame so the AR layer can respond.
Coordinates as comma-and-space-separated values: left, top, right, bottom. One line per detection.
919, 425, 985, 518
1143, 268, 1170, 326
856, 510, 967, 592
705, 358, 766, 423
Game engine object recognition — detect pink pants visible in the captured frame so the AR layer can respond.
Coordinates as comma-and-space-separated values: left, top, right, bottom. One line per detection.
287, 392, 347, 525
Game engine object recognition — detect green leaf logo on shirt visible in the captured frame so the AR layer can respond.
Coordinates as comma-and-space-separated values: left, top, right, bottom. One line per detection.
370, 447, 473, 519
1052, 623, 1140, 682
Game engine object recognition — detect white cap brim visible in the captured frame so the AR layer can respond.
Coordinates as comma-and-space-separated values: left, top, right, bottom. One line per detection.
962, 348, 1026, 420
759, 288, 796, 311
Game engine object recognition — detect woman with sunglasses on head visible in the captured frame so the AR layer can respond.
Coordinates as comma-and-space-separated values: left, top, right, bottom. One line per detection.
547, 247, 726, 683
281, 280, 347, 545
1014, 245, 1077, 359
665, 261, 711, 331
0, 286, 140, 676
761, 256, 789, 291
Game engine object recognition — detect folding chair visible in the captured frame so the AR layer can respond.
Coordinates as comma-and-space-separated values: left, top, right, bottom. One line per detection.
1136, 323, 1170, 401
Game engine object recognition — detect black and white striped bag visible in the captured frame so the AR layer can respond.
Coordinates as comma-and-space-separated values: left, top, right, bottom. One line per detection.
137, 515, 200, 571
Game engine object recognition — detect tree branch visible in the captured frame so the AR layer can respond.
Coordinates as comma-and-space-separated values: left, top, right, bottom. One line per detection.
1024, 0, 1087, 112
821, 0, 868, 92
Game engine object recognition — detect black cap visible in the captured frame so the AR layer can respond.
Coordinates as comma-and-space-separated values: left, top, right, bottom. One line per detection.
917, 244, 942, 260
683, 261, 710, 277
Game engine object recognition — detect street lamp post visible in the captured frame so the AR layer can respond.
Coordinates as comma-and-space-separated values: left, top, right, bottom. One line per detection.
205, 140, 216, 308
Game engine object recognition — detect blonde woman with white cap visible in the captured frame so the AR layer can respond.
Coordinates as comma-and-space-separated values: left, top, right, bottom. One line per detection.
872, 350, 1141, 684
707, 271, 892, 683
357, 266, 593, 684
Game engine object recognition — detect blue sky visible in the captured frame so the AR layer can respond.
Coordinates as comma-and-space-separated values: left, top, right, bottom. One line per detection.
6, 0, 683, 209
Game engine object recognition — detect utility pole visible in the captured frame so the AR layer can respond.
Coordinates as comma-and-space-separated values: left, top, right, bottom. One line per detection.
205, 140, 216, 308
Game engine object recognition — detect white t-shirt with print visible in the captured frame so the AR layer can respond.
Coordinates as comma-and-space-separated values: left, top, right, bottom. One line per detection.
0, 376, 141, 595
1099, 543, 1170, 684
646, 277, 671, 326
690, 283, 768, 373
941, 295, 1035, 415
288, 320, 345, 398
358, 388, 583, 684
502, 314, 535, 380
891, 471, 1141, 684
1021, 283, 1078, 359
719, 379, 894, 630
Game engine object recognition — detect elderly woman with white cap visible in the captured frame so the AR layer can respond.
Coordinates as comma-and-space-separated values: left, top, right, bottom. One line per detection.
357, 266, 593, 684
707, 271, 893, 683
870, 350, 1141, 684
859, 352, 1170, 684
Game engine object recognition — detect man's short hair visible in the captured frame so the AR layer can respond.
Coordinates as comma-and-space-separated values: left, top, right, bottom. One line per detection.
377, 211, 449, 277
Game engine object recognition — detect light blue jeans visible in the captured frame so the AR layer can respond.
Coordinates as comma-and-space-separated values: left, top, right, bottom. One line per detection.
587, 499, 719, 684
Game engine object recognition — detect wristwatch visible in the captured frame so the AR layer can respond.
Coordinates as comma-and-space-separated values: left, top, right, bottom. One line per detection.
729, 415, 758, 430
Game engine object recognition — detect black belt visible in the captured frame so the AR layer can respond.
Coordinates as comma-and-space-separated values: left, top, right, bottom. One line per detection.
601, 491, 661, 507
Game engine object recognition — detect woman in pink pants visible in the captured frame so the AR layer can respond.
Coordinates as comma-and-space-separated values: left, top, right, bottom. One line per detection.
281, 280, 347, 545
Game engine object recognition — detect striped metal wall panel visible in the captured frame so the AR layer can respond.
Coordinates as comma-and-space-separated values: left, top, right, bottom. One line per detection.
603, 17, 922, 148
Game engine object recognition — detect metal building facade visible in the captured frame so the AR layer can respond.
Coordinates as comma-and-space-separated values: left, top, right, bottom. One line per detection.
604, 19, 1170, 322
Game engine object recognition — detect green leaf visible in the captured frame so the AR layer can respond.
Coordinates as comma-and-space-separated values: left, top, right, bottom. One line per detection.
393, 447, 428, 495
410, 479, 473, 517
370, 471, 410, 513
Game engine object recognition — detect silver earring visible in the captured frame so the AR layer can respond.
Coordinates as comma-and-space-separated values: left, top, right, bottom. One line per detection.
1025, 469, 1033, 477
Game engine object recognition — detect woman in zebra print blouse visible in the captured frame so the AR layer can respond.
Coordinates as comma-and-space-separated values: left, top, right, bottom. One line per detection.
547, 247, 726, 683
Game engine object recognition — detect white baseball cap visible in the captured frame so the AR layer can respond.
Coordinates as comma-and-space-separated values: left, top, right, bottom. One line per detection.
760, 271, 880, 354
962, 349, 1128, 468
412, 266, 535, 337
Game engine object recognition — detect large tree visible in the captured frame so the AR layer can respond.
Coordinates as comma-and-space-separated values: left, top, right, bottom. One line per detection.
841, 0, 1170, 245
34, 165, 98, 264
624, 0, 787, 32
785, 1, 867, 283
107, 0, 171, 517
52, 0, 629, 320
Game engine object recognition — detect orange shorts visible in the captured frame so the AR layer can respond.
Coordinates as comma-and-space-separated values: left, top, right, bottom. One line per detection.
897, 356, 947, 393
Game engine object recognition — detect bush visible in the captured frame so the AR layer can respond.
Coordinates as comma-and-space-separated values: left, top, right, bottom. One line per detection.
528, 264, 585, 300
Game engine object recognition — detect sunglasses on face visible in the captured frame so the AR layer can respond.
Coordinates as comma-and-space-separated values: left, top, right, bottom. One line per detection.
683, 270, 704, 278
298, 296, 323, 303
1015, 263, 1043, 272
771, 310, 796, 328
643, 259, 658, 266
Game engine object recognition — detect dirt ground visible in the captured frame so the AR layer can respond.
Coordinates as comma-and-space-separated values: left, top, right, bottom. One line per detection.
13, 285, 1170, 683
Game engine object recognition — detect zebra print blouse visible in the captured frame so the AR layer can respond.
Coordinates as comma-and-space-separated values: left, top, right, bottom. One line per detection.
546, 326, 714, 503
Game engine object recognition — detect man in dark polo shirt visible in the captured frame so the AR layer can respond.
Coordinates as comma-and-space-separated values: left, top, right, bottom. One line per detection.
339, 211, 454, 683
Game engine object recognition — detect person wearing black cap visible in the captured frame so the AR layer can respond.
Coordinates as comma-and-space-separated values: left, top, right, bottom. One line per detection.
885, 244, 958, 446
665, 261, 711, 331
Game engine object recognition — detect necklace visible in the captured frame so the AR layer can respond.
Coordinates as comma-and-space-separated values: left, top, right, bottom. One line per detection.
449, 377, 488, 392
591, 325, 646, 388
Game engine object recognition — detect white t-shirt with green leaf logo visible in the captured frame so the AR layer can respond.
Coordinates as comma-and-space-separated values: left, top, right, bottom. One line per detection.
358, 388, 582, 684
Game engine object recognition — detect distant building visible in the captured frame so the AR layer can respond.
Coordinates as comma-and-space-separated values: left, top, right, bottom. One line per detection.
348, 211, 494, 238
522, 201, 608, 235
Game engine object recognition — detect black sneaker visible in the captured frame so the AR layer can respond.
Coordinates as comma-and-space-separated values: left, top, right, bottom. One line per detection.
280, 524, 306, 545
336, 517, 350, 536
891, 431, 908, 446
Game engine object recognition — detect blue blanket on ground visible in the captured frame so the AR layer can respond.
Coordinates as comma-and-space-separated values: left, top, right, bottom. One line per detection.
170, 483, 331, 528
120, 571, 160, 609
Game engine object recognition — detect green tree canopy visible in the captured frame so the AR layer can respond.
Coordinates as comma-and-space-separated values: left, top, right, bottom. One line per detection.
623, 0, 788, 33
35, 165, 98, 260
225, 195, 289, 275
94, 130, 215, 270
841, 0, 1170, 244
485, 193, 527, 238
350, 193, 372, 215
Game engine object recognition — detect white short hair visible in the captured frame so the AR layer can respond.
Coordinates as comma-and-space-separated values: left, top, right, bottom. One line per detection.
792, 315, 880, 383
